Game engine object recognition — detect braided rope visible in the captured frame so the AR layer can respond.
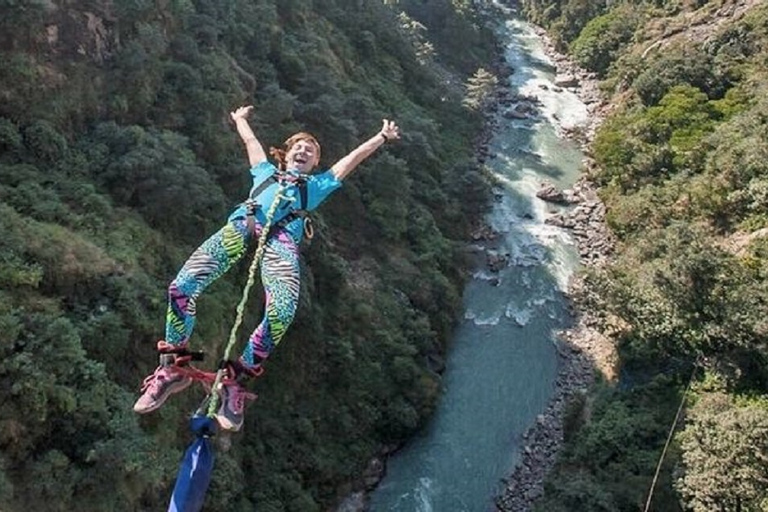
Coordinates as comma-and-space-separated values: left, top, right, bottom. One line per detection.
206, 185, 291, 418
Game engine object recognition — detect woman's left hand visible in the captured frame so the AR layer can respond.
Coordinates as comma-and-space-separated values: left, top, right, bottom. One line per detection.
380, 119, 400, 142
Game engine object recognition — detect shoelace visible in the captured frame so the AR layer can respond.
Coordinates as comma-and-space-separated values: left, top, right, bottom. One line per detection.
139, 366, 166, 393
231, 389, 246, 414
223, 380, 256, 414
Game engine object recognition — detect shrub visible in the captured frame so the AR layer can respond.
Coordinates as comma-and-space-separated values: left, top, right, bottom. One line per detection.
570, 5, 641, 77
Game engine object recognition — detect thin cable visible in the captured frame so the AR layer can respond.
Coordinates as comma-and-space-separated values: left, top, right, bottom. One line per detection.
644, 358, 700, 512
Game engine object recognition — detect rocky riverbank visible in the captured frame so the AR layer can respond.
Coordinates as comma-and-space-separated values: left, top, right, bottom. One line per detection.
492, 24, 618, 512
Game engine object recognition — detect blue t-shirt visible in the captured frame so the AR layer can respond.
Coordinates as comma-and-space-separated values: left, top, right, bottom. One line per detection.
228, 161, 342, 241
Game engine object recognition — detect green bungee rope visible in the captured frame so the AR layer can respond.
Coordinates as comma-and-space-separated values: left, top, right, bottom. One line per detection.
206, 184, 291, 418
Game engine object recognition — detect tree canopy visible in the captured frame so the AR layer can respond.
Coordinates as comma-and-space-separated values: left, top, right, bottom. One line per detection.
0, 1, 498, 510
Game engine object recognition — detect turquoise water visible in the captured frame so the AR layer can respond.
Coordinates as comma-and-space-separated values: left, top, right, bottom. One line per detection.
367, 14, 588, 512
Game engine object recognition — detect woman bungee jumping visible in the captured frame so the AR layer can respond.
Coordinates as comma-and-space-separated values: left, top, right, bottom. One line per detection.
133, 104, 400, 431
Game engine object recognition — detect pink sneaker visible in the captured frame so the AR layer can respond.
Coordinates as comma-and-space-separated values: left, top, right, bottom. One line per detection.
215, 380, 256, 431
133, 365, 192, 414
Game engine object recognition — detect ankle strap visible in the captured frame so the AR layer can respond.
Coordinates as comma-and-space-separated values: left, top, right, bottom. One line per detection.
219, 359, 265, 380
156, 340, 205, 365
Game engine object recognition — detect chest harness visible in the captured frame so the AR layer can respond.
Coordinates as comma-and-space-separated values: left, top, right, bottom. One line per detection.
245, 171, 314, 240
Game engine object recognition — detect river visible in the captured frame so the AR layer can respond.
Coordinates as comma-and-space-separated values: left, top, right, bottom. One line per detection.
367, 11, 590, 512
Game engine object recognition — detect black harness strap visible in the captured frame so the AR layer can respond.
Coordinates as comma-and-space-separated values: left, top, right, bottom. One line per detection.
266, 179, 309, 238
246, 172, 310, 240
248, 174, 278, 201
298, 180, 308, 210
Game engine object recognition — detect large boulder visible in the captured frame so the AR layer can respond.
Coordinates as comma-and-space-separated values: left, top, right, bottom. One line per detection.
554, 74, 579, 88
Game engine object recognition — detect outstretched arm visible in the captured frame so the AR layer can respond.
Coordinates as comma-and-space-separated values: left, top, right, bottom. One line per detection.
231, 105, 267, 166
331, 119, 400, 181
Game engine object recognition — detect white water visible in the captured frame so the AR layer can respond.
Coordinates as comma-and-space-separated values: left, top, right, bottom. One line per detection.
368, 12, 589, 512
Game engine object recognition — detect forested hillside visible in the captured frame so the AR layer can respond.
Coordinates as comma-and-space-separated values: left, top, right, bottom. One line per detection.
0, 1, 499, 511
515, 0, 768, 511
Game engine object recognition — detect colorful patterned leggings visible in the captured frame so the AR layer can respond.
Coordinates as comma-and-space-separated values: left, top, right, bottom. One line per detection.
165, 218, 301, 373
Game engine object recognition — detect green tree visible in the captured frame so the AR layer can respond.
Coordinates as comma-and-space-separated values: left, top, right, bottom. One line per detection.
570, 5, 641, 76
463, 67, 498, 110
632, 46, 728, 107
588, 222, 767, 363
677, 392, 768, 511
699, 94, 768, 228
0, 0, 498, 509
87, 122, 227, 243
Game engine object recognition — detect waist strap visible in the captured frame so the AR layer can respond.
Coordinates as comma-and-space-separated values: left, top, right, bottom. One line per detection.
245, 209, 312, 241
266, 211, 308, 239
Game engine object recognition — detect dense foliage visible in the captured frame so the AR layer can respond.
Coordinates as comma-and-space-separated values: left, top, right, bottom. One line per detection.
0, 1, 498, 510
518, 0, 768, 511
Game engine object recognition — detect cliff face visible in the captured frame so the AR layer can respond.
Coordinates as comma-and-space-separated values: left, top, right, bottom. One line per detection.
1, 1, 118, 58
0, 2, 118, 128
0, 0, 205, 128
47, 5, 117, 63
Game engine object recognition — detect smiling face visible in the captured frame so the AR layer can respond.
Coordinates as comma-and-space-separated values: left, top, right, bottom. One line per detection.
284, 135, 321, 174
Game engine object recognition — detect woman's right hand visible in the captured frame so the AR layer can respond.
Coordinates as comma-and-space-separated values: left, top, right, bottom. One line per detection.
231, 105, 253, 121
